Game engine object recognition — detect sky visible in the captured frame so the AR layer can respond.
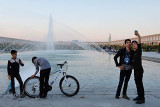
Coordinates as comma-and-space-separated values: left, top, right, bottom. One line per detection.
0, 0, 160, 42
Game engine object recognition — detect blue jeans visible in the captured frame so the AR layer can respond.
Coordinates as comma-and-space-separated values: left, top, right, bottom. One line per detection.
6, 83, 12, 93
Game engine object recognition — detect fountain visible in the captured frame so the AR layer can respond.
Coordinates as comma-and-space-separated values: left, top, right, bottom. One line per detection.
46, 15, 54, 50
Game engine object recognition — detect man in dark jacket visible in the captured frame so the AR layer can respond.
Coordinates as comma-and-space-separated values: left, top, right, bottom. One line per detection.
114, 39, 133, 100
132, 31, 145, 104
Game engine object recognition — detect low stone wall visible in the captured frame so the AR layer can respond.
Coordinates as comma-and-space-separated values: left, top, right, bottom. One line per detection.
142, 56, 160, 63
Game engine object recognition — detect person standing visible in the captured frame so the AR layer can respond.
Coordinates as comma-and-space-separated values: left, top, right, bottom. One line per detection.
31, 57, 51, 99
114, 39, 133, 100
7, 50, 25, 98
132, 31, 145, 104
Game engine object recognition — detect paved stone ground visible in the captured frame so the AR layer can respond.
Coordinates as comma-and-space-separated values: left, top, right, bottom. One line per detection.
0, 92, 160, 107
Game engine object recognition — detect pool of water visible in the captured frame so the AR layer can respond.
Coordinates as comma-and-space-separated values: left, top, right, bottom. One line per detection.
0, 50, 160, 95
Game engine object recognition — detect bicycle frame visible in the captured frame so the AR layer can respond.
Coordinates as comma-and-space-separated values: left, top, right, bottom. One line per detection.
50, 66, 67, 86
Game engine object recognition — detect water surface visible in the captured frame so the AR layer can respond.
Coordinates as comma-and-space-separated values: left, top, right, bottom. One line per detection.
0, 50, 159, 95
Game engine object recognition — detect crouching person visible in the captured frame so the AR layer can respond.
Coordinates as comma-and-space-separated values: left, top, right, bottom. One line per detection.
31, 57, 51, 99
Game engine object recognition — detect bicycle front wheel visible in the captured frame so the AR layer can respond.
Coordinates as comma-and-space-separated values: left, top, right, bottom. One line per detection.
59, 75, 80, 97
24, 76, 40, 98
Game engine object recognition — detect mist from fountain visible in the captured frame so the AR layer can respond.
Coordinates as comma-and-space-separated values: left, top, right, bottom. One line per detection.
57, 22, 106, 53
0, 16, 111, 90
72, 41, 96, 51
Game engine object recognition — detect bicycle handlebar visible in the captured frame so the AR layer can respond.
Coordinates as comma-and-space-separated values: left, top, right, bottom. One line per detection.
64, 61, 67, 64
57, 61, 68, 68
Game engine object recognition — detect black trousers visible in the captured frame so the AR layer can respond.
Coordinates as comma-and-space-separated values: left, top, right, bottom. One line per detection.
40, 68, 51, 97
116, 70, 132, 96
134, 69, 145, 99
11, 74, 24, 95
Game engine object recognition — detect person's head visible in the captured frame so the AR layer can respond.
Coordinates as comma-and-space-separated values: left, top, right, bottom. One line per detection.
32, 57, 37, 64
11, 50, 17, 59
132, 41, 138, 50
124, 39, 131, 48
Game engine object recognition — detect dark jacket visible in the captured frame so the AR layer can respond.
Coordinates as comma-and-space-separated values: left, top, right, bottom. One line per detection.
114, 47, 133, 67
132, 43, 143, 70
7, 58, 24, 76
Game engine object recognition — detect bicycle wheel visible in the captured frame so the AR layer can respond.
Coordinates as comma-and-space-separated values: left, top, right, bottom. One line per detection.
24, 76, 40, 98
59, 75, 80, 97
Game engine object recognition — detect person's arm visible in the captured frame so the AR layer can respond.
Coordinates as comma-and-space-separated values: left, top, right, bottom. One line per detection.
30, 61, 39, 78
130, 50, 134, 68
30, 71, 39, 78
7, 60, 11, 80
114, 49, 124, 70
135, 32, 141, 44
114, 50, 120, 67
135, 32, 142, 52
19, 59, 24, 66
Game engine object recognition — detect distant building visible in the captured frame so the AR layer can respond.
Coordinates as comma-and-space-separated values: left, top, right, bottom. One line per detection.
108, 34, 160, 45
0, 36, 43, 52
72, 40, 79, 42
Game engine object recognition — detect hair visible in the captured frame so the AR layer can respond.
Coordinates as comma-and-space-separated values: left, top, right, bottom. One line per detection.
11, 50, 17, 54
124, 39, 131, 44
32, 57, 37, 64
132, 41, 138, 45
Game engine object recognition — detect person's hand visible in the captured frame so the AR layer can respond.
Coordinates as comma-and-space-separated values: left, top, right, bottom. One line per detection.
30, 74, 35, 79
21, 64, 24, 67
8, 75, 11, 80
20, 62, 24, 67
118, 66, 124, 70
135, 32, 140, 37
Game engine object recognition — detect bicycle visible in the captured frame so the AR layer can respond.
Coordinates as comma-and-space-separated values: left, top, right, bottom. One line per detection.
24, 61, 80, 98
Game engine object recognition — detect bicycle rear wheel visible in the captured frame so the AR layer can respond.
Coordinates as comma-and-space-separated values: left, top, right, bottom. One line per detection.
59, 75, 80, 97
24, 76, 40, 98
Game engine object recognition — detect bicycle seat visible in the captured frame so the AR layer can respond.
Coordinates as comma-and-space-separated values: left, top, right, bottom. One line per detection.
57, 64, 64, 68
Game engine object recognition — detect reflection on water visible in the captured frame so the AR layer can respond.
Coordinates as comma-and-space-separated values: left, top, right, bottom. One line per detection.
0, 50, 160, 94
